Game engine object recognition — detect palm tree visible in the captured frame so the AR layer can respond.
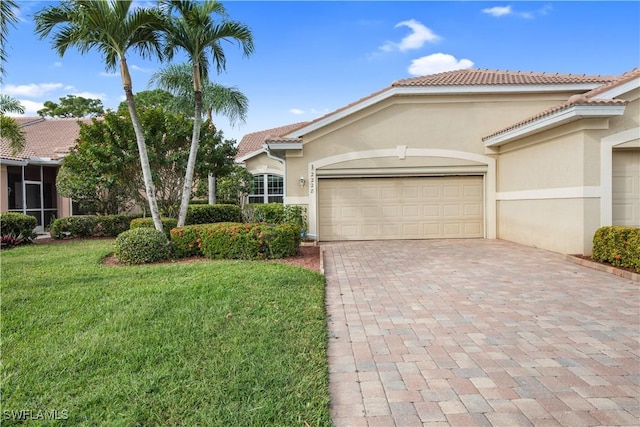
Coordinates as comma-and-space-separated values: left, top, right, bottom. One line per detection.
149, 62, 248, 204
0, 0, 19, 82
159, 0, 254, 227
0, 94, 25, 154
34, 0, 166, 233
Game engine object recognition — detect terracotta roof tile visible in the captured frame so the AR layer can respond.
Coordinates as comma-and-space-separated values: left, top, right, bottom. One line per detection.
393, 68, 618, 87
1, 117, 91, 162
483, 68, 638, 141
236, 121, 309, 159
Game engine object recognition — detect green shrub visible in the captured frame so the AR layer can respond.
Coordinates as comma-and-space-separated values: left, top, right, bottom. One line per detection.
130, 217, 177, 237
95, 214, 142, 237
114, 228, 171, 265
50, 214, 141, 239
592, 226, 640, 272
169, 224, 203, 258
170, 222, 302, 260
243, 204, 307, 235
185, 204, 242, 225
50, 216, 99, 239
0, 212, 37, 241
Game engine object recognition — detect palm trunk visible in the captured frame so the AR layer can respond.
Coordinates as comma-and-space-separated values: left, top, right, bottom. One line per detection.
121, 58, 164, 234
208, 173, 216, 204
177, 94, 203, 227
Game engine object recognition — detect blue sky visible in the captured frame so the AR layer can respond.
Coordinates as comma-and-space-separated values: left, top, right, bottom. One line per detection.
3, 1, 639, 142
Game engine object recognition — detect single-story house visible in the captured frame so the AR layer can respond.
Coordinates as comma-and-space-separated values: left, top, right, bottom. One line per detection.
236, 68, 639, 255
0, 117, 89, 232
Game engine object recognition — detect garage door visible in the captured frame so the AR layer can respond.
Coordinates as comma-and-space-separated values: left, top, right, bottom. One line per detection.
318, 176, 483, 241
613, 150, 640, 226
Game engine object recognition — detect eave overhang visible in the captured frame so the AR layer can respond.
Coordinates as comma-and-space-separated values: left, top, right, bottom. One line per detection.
483, 104, 627, 147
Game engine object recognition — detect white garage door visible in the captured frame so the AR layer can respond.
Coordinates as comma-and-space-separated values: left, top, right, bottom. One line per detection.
613, 150, 640, 226
318, 176, 484, 241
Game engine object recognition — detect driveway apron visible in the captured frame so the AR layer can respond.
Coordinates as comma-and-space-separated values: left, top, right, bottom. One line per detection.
323, 239, 639, 427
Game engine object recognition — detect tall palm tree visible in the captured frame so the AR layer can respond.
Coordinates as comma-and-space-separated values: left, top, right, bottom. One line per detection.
34, 0, 166, 233
149, 62, 248, 204
160, 0, 254, 227
149, 62, 248, 127
0, 94, 26, 154
0, 0, 19, 82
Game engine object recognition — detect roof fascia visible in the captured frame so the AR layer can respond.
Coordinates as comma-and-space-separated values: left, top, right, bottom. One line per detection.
285, 83, 604, 139
27, 157, 62, 166
265, 142, 303, 151
591, 77, 640, 100
484, 104, 627, 147
235, 147, 266, 163
0, 158, 28, 166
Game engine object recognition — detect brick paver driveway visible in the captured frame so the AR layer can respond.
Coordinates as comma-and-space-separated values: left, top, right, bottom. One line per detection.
323, 239, 639, 427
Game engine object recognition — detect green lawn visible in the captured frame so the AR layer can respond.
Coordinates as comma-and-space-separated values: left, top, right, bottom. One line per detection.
1, 240, 331, 426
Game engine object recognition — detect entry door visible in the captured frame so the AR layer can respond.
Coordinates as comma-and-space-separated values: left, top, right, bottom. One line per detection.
25, 181, 43, 231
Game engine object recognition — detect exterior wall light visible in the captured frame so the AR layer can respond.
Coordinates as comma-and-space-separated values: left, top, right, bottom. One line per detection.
299, 176, 306, 188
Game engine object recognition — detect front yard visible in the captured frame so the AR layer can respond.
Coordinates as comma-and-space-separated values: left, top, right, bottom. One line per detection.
1, 240, 331, 426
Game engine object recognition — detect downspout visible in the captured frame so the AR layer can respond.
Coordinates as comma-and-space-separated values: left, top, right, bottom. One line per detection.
263, 144, 287, 201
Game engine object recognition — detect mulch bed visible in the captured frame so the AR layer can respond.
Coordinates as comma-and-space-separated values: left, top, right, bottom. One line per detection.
35, 237, 321, 272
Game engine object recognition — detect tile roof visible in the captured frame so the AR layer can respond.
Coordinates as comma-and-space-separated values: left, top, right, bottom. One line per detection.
236, 121, 309, 160
483, 68, 639, 141
1, 117, 91, 162
393, 68, 618, 87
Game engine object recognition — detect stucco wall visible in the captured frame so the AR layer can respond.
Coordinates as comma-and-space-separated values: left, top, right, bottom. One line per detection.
287, 92, 573, 200
244, 152, 284, 176
0, 164, 8, 212
498, 198, 599, 255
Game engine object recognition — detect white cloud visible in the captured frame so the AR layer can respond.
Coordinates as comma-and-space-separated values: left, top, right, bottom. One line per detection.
71, 91, 107, 101
5, 99, 44, 116
482, 6, 512, 17
483, 4, 551, 19
408, 53, 474, 76
289, 108, 305, 115
53, 62, 63, 68
380, 19, 440, 52
2, 83, 64, 97
100, 71, 119, 77
131, 64, 151, 72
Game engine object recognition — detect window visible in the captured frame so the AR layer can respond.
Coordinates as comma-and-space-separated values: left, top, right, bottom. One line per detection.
248, 174, 283, 204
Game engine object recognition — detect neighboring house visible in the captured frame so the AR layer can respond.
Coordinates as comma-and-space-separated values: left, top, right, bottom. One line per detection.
236, 68, 640, 255
0, 117, 88, 232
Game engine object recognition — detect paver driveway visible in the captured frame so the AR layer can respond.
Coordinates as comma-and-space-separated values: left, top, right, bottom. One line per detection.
323, 239, 639, 427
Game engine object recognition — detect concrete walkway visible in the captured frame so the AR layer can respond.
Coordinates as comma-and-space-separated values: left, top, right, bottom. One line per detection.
323, 239, 639, 427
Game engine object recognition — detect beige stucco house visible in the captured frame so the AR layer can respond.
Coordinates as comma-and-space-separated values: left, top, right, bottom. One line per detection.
237, 68, 640, 255
0, 117, 88, 232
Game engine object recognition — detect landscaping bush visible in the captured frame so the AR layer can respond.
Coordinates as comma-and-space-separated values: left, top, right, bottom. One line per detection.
170, 222, 302, 260
0, 212, 37, 242
114, 228, 171, 265
50, 216, 99, 239
130, 217, 177, 237
592, 226, 640, 272
50, 214, 141, 239
243, 204, 307, 234
185, 204, 242, 225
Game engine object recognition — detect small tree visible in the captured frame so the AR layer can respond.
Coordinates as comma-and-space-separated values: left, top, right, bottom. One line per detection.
37, 95, 105, 118
216, 165, 254, 206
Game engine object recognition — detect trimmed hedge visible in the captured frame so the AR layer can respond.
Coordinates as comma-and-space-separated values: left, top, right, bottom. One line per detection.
114, 228, 171, 265
592, 226, 640, 273
0, 212, 37, 241
185, 204, 242, 225
130, 217, 177, 237
243, 203, 308, 234
50, 214, 142, 239
170, 222, 302, 260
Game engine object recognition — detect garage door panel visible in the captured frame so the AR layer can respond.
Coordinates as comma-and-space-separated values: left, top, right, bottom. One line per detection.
319, 176, 484, 241
612, 151, 640, 226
